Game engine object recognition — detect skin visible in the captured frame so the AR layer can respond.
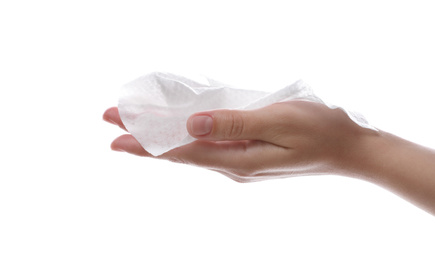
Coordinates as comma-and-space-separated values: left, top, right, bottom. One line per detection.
103, 101, 435, 215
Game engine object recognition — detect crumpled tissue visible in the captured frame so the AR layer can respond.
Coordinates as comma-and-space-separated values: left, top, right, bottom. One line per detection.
118, 72, 375, 156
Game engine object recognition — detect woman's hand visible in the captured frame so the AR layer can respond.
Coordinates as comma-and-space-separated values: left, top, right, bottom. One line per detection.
104, 100, 435, 215
103, 101, 375, 182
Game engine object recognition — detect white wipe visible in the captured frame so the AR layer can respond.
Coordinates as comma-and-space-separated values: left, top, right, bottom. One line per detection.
118, 72, 375, 156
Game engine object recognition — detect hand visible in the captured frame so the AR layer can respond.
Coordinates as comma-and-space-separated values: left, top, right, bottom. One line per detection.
103, 101, 375, 182
104, 100, 435, 214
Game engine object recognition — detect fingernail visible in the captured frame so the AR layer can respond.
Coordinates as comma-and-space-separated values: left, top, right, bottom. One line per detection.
191, 115, 213, 136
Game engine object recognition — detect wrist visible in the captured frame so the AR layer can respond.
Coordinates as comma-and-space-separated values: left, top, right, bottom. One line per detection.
340, 129, 435, 215
332, 127, 385, 181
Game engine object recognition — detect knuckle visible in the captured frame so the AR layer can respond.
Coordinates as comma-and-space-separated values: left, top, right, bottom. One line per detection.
222, 111, 245, 139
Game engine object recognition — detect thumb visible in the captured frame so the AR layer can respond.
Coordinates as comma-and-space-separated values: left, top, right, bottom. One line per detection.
186, 109, 264, 141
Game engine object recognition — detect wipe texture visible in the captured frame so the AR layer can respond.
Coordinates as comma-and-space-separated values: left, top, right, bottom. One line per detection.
118, 72, 375, 156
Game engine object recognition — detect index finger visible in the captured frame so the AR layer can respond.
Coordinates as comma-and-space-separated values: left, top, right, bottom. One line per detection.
103, 107, 127, 131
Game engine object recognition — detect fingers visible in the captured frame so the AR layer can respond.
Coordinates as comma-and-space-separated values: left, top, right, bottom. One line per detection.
111, 134, 151, 156
106, 105, 295, 180
186, 108, 276, 142
103, 107, 127, 131
106, 103, 287, 144
110, 132, 290, 177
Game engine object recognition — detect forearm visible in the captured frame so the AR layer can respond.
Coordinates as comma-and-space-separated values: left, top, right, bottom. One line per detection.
355, 131, 435, 215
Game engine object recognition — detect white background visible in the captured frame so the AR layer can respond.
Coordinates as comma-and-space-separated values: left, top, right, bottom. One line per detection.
1, 0, 434, 259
